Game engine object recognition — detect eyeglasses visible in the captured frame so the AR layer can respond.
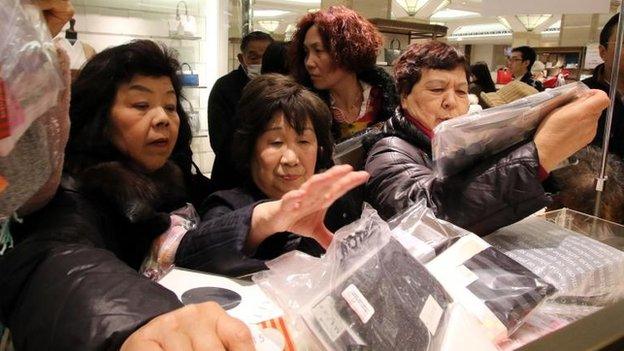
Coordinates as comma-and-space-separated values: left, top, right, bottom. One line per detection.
507, 57, 524, 62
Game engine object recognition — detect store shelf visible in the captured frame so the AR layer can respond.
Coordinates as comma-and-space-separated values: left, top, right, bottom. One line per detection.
368, 18, 447, 41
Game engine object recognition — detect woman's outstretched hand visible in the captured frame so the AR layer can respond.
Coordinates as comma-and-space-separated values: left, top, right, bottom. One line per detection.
248, 165, 369, 252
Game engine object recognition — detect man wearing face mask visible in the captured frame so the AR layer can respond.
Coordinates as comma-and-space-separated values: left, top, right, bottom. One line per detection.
208, 31, 273, 190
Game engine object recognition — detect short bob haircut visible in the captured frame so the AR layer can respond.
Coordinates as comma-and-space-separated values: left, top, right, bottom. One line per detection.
232, 74, 333, 181
289, 5, 383, 85
395, 40, 470, 98
66, 40, 192, 175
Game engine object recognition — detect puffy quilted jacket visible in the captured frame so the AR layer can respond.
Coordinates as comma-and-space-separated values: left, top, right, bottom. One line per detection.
364, 109, 552, 235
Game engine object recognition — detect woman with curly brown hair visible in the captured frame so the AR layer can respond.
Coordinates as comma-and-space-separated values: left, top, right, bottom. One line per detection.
289, 6, 398, 142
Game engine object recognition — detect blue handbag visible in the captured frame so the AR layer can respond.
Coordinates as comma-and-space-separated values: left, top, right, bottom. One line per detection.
178, 63, 199, 86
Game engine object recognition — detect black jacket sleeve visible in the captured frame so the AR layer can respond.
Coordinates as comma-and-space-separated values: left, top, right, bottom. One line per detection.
175, 188, 328, 277
365, 136, 551, 235
0, 190, 183, 351
207, 79, 232, 157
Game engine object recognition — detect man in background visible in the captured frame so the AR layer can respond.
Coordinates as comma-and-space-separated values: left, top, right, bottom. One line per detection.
508, 45, 544, 92
208, 31, 273, 190
582, 13, 624, 158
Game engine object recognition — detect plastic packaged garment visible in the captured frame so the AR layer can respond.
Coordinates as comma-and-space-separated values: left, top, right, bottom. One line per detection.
432, 82, 588, 179
426, 234, 556, 343
485, 215, 624, 311
140, 204, 199, 281
333, 124, 382, 170
0, 0, 64, 156
387, 200, 471, 263
254, 206, 455, 350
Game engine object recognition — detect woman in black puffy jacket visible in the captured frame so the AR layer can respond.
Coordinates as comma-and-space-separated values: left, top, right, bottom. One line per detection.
364, 40, 610, 235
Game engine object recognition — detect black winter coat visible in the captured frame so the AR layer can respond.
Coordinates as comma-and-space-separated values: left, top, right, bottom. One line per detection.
582, 63, 624, 159
0, 178, 183, 351
176, 185, 362, 277
208, 65, 250, 191
0, 159, 219, 351
364, 109, 552, 236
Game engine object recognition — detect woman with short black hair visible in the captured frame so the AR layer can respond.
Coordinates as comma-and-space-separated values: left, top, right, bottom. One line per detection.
176, 74, 367, 276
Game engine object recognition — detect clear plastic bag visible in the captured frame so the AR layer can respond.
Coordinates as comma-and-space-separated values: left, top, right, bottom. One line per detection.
333, 123, 382, 170
140, 203, 199, 281
254, 206, 455, 350
485, 215, 624, 313
387, 200, 471, 263
0, 0, 64, 156
426, 233, 556, 343
432, 82, 589, 179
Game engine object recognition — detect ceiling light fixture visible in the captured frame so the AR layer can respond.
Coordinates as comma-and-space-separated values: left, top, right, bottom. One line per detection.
516, 14, 552, 32
396, 0, 430, 16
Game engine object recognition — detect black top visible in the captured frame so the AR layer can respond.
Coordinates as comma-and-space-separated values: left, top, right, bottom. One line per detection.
582, 63, 624, 158
208, 65, 250, 191
519, 71, 544, 92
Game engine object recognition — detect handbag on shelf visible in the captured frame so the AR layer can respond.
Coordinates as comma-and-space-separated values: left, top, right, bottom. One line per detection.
178, 63, 199, 87
384, 38, 403, 65
186, 100, 201, 134
168, 1, 197, 38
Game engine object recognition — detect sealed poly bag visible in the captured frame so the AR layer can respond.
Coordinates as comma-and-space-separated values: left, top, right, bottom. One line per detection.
333, 124, 381, 170
388, 200, 471, 263
486, 215, 624, 309
426, 234, 556, 343
432, 82, 588, 179
0, 0, 64, 156
141, 204, 199, 281
254, 206, 455, 350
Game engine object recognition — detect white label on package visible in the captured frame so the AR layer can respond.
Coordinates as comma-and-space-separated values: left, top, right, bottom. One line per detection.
341, 283, 375, 323
455, 264, 479, 287
419, 295, 444, 335
312, 296, 348, 342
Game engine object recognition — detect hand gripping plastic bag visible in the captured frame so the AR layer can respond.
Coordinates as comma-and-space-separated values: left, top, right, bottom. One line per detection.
432, 82, 588, 179
141, 203, 199, 281
254, 206, 456, 350
0, 0, 64, 156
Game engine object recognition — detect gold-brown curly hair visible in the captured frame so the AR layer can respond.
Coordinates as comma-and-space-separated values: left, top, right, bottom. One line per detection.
289, 6, 383, 85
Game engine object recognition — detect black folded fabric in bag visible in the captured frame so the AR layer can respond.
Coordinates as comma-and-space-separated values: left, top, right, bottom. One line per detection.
426, 234, 556, 341
463, 247, 557, 331
305, 239, 453, 350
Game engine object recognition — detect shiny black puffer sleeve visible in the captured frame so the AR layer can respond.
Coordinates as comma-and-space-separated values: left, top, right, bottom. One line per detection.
0, 189, 183, 351
365, 136, 551, 235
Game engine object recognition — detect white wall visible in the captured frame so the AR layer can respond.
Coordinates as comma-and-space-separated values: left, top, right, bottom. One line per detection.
470, 44, 494, 68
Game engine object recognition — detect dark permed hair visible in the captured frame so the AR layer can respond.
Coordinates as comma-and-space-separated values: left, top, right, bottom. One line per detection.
289, 5, 383, 86
394, 40, 469, 98
66, 40, 192, 175
232, 74, 333, 181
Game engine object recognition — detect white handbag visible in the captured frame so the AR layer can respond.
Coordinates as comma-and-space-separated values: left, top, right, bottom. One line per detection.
168, 1, 197, 38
